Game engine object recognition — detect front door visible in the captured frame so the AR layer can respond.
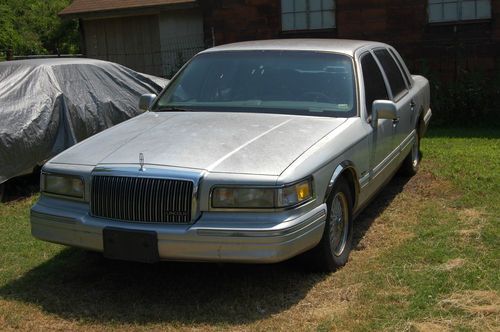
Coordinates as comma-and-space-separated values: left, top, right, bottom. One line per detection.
360, 52, 395, 178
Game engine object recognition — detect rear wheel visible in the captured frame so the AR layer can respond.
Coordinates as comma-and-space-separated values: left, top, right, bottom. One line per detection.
0, 183, 4, 202
309, 178, 353, 272
400, 130, 420, 176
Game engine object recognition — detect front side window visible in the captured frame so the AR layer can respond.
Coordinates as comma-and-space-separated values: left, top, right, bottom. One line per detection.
281, 0, 336, 31
374, 49, 407, 99
428, 0, 491, 22
154, 51, 356, 118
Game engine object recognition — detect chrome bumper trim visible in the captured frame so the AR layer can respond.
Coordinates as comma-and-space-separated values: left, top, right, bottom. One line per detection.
30, 202, 327, 263
195, 210, 325, 238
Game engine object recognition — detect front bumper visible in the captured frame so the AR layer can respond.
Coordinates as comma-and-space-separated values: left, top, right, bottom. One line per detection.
30, 198, 327, 263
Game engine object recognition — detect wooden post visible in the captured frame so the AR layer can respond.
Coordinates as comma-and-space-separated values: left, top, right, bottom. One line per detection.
6, 49, 13, 61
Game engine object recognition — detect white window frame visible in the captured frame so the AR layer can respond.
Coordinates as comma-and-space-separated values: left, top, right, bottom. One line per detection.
428, 0, 492, 23
281, 0, 336, 31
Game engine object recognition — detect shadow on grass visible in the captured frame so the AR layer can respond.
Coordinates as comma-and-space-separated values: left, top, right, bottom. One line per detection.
0, 249, 327, 325
0, 174, 411, 325
352, 173, 411, 251
1, 170, 40, 203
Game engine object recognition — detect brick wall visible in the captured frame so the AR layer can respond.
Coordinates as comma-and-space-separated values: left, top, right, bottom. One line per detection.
200, 0, 500, 79
200, 0, 282, 43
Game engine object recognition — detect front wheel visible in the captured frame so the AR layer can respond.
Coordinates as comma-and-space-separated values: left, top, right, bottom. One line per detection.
308, 178, 353, 272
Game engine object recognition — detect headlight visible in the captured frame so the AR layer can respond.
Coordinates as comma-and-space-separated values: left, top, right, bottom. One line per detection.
43, 173, 84, 199
211, 178, 313, 209
212, 187, 275, 208
277, 179, 312, 208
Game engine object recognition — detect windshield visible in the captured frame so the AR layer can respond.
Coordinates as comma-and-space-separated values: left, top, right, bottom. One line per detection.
154, 51, 357, 117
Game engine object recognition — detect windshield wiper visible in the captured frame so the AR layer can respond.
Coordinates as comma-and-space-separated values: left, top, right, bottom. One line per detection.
155, 106, 194, 112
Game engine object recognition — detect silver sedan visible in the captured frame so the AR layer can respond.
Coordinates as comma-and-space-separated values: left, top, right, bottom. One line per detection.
31, 39, 431, 271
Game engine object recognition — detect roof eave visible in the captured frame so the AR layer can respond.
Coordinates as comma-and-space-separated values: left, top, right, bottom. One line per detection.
59, 2, 197, 20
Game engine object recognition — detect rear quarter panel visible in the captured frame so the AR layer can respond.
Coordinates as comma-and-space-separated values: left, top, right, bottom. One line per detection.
411, 75, 431, 133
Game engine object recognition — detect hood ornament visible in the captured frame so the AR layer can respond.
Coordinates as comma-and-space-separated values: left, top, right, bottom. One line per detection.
139, 153, 145, 171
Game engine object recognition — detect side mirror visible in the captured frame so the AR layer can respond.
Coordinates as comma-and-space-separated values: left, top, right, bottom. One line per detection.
371, 100, 398, 128
138, 94, 157, 112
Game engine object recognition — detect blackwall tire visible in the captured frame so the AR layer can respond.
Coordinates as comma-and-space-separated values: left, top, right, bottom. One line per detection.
309, 177, 353, 272
400, 131, 420, 177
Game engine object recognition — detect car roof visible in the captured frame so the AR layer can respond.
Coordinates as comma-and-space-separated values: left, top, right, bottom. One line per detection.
201, 39, 389, 57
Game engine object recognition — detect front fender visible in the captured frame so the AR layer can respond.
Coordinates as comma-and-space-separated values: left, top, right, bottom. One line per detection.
324, 161, 360, 209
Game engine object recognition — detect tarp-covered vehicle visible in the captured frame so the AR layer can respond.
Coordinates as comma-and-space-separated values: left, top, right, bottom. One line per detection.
0, 58, 168, 200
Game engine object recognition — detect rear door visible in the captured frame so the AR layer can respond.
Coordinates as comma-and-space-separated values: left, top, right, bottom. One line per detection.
388, 47, 417, 142
373, 48, 413, 150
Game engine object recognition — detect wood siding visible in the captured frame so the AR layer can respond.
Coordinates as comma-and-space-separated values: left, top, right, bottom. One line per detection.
159, 9, 205, 77
83, 15, 162, 75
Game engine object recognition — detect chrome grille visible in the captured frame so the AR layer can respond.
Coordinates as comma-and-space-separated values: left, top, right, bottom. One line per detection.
91, 176, 193, 223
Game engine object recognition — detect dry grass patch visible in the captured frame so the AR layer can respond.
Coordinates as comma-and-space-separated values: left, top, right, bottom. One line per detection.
457, 228, 482, 241
247, 278, 362, 331
459, 208, 486, 222
437, 290, 500, 331
406, 290, 499, 332
453, 208, 489, 248
352, 175, 427, 257
456, 208, 488, 231
404, 167, 457, 201
377, 286, 413, 298
439, 290, 499, 315
0, 299, 80, 332
437, 258, 466, 271
409, 320, 452, 332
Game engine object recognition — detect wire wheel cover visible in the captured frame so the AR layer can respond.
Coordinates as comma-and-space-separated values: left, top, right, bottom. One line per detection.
329, 192, 349, 256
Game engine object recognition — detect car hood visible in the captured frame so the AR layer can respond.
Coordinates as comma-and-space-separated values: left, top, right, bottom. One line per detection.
51, 111, 347, 175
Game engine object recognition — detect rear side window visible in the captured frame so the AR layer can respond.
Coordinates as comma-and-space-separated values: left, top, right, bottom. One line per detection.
361, 53, 389, 117
374, 49, 407, 98
389, 48, 411, 87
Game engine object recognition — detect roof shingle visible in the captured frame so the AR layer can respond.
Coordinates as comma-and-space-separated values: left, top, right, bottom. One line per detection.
59, 0, 196, 16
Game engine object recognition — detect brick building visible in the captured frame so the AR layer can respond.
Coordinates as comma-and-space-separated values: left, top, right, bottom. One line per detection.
61, 0, 499, 80
200, 0, 499, 80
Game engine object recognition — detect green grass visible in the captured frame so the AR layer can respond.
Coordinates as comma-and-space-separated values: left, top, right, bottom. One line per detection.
0, 127, 498, 331
333, 127, 500, 331
425, 127, 500, 213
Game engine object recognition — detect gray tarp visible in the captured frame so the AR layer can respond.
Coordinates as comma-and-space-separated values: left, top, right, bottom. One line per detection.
0, 58, 168, 184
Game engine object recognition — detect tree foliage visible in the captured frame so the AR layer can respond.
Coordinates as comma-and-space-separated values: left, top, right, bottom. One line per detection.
0, 0, 79, 56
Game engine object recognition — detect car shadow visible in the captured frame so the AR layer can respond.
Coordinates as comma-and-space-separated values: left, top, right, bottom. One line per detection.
0, 249, 327, 325
0, 174, 411, 325
1, 170, 40, 203
352, 173, 412, 251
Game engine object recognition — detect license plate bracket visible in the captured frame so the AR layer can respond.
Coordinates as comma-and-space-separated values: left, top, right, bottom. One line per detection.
103, 227, 159, 263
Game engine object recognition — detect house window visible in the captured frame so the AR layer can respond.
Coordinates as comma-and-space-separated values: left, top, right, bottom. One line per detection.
428, 0, 491, 23
281, 0, 336, 31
